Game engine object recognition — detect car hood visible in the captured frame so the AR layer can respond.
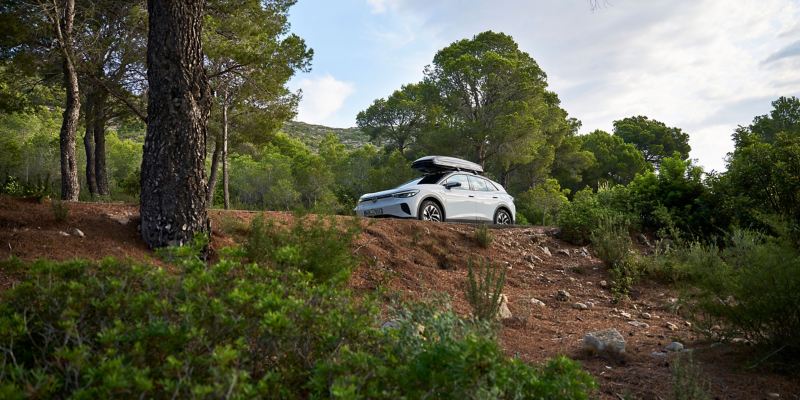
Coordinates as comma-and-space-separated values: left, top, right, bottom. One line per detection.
359, 185, 423, 201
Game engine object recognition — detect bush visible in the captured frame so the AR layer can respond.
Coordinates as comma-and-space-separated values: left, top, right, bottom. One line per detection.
465, 258, 506, 321
474, 224, 492, 248
51, 199, 69, 222
245, 213, 360, 283
671, 353, 711, 400
558, 188, 629, 245
678, 228, 800, 353
516, 179, 569, 225
590, 217, 631, 267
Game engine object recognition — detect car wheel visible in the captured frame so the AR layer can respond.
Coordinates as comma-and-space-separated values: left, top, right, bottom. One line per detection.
419, 200, 443, 222
494, 209, 512, 225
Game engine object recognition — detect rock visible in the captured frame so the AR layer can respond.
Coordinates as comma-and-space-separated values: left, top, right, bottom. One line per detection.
497, 294, 513, 320
557, 249, 571, 257
530, 297, 546, 307
579, 247, 590, 257
58, 231, 70, 237
665, 342, 684, 352
556, 290, 571, 301
651, 351, 668, 358
540, 246, 552, 257
665, 322, 678, 331
71, 228, 84, 238
599, 280, 608, 288
641, 312, 652, 319
586, 301, 595, 309
416, 324, 426, 336
767, 392, 780, 398
620, 311, 632, 319
637, 233, 652, 247
628, 321, 650, 328
110, 214, 130, 225
573, 302, 588, 310
583, 328, 626, 356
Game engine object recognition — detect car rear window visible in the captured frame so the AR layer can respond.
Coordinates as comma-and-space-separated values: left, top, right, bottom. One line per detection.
418, 172, 447, 184
468, 175, 495, 191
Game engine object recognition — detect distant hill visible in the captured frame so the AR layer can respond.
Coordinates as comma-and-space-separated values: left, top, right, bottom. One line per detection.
283, 120, 371, 151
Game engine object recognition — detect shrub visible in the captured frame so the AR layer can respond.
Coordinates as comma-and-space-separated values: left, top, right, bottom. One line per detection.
516, 179, 569, 225
590, 217, 631, 267
51, 199, 68, 222
671, 353, 711, 400
558, 188, 630, 245
465, 258, 506, 321
474, 224, 492, 248
245, 213, 360, 283
679, 228, 800, 353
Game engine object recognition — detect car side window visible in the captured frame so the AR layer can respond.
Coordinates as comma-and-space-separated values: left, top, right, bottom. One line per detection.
482, 178, 498, 191
443, 174, 470, 190
467, 175, 489, 191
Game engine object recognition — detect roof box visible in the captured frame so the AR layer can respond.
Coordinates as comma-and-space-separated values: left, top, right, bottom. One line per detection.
411, 156, 483, 174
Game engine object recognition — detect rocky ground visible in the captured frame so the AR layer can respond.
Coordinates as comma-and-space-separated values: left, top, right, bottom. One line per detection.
0, 196, 797, 399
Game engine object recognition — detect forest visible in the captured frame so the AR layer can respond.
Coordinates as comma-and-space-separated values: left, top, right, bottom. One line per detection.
1, 0, 799, 398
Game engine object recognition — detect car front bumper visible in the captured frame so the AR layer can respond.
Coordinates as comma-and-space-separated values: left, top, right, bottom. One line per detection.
354, 196, 421, 218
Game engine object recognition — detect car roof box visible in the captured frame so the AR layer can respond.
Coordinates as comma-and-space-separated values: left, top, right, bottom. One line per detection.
411, 156, 483, 174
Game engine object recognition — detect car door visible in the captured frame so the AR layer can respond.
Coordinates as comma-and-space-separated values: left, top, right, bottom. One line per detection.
467, 175, 497, 222
440, 174, 476, 221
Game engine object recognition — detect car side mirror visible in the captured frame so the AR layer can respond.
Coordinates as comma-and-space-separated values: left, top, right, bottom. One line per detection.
444, 181, 461, 189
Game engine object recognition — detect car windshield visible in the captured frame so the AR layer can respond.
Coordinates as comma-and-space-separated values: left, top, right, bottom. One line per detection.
417, 172, 447, 184
395, 178, 422, 188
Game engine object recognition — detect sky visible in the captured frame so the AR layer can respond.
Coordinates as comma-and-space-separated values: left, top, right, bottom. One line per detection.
286, 0, 800, 171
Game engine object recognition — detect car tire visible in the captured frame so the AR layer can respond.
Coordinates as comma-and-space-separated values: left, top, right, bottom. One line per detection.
419, 200, 443, 222
494, 209, 512, 225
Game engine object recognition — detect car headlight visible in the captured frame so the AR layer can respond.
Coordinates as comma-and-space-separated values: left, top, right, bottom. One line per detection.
392, 190, 419, 198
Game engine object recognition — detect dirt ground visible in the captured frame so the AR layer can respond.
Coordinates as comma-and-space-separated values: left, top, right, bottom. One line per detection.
0, 196, 797, 399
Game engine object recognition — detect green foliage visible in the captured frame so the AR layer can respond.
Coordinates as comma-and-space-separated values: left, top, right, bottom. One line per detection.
311, 301, 597, 399
465, 259, 506, 321
50, 199, 69, 222
613, 115, 691, 166
474, 224, 493, 248
558, 187, 630, 245
245, 214, 360, 283
357, 83, 428, 155
516, 179, 569, 225
575, 129, 651, 190
670, 353, 711, 400
675, 228, 800, 352
590, 217, 631, 267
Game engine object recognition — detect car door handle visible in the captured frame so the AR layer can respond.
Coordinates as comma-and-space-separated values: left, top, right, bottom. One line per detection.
468, 195, 475, 198
492, 196, 498, 199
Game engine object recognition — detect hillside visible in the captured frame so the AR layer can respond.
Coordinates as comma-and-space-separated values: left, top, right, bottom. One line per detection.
0, 196, 797, 399
283, 120, 370, 150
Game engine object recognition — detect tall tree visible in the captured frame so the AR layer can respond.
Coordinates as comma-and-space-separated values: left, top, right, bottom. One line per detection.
612, 115, 690, 167
140, 0, 210, 248
204, 0, 312, 208
356, 83, 427, 156
577, 129, 650, 190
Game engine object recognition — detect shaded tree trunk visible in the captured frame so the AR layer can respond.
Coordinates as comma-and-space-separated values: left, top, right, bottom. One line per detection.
54, 0, 81, 201
207, 133, 222, 205
93, 87, 109, 196
83, 93, 98, 195
140, 0, 210, 248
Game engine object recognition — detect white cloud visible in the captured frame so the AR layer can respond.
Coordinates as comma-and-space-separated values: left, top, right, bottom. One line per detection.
366, 0, 398, 14
293, 74, 355, 126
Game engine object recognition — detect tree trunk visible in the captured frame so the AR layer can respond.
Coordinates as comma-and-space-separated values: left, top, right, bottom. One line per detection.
207, 133, 222, 205
140, 0, 210, 249
83, 93, 98, 196
93, 88, 109, 196
222, 100, 230, 209
55, 0, 81, 201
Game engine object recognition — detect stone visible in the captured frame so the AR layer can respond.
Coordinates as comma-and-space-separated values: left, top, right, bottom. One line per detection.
628, 321, 650, 328
58, 231, 70, 237
556, 289, 571, 301
579, 247, 591, 257
71, 228, 85, 238
651, 351, 668, 358
767, 393, 780, 398
540, 246, 552, 257
665, 322, 678, 331
637, 233, 652, 247
557, 249, 571, 257
573, 302, 588, 310
530, 297, 546, 307
586, 301, 595, 309
665, 342, 684, 352
599, 280, 608, 288
497, 294, 513, 319
620, 311, 632, 319
583, 328, 626, 356
641, 312, 652, 319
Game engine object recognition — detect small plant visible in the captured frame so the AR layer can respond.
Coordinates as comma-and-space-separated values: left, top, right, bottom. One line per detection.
216, 214, 249, 237
51, 199, 69, 222
590, 217, 631, 267
465, 258, 506, 321
671, 353, 711, 400
475, 224, 493, 248
609, 256, 643, 301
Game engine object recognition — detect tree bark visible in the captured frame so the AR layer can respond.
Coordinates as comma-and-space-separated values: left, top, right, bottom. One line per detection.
140, 0, 210, 248
83, 93, 98, 196
222, 99, 230, 209
93, 87, 109, 196
207, 133, 222, 205
54, 0, 81, 201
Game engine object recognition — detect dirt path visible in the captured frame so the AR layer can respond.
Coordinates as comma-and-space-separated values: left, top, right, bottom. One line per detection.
0, 196, 796, 399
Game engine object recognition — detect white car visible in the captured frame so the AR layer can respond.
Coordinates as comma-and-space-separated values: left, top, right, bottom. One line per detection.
354, 156, 516, 224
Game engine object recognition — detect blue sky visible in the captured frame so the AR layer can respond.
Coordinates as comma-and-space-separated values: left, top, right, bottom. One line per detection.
287, 0, 800, 171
